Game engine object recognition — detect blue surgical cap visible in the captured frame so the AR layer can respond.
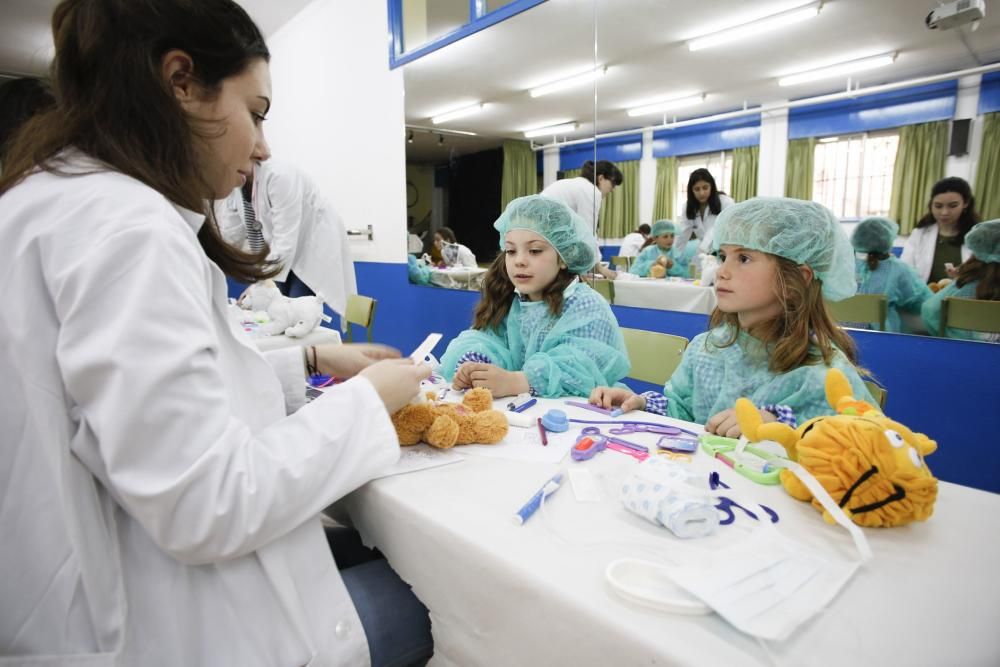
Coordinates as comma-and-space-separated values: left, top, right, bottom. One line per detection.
851, 217, 899, 254
966, 219, 1000, 264
713, 197, 856, 301
651, 220, 676, 237
495, 195, 598, 274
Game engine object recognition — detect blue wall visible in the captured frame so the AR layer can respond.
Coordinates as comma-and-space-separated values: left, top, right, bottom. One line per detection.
652, 114, 761, 157
979, 70, 1000, 115
560, 133, 643, 171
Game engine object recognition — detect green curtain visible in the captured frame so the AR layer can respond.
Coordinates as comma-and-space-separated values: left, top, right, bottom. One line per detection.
975, 112, 1000, 220
500, 140, 537, 211
730, 145, 759, 202
889, 121, 948, 235
784, 138, 816, 200
652, 156, 677, 221
562, 167, 582, 179
598, 159, 639, 239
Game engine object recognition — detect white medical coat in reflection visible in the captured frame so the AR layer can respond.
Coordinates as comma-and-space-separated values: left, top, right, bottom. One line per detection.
0, 154, 399, 666
674, 193, 734, 255
900, 223, 972, 283
541, 176, 603, 233
217, 159, 357, 317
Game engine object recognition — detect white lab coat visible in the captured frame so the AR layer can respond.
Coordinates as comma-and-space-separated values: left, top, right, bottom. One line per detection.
900, 224, 972, 283
674, 193, 734, 255
540, 176, 603, 234
216, 159, 357, 318
618, 232, 646, 257
0, 152, 399, 666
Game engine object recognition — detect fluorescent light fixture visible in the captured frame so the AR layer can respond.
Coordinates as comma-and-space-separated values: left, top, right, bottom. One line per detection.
778, 52, 897, 86
529, 67, 607, 98
818, 136, 840, 143
445, 129, 478, 136
626, 94, 705, 117
431, 103, 485, 125
688, 2, 821, 51
523, 122, 578, 139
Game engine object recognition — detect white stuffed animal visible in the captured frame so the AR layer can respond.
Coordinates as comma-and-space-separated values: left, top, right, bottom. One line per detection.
238, 280, 330, 338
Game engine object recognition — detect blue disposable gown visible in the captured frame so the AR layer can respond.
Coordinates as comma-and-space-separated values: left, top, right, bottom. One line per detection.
440, 281, 630, 397
921, 280, 999, 342
853, 257, 932, 332
407, 254, 433, 286
630, 244, 697, 278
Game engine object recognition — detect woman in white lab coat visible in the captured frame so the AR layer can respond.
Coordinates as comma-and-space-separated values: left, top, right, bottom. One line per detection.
434, 226, 478, 267
673, 168, 733, 256
901, 176, 979, 284
217, 157, 358, 317
0, 2, 431, 665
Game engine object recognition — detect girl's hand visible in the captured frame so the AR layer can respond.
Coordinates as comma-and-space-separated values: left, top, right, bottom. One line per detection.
655, 256, 667, 266
452, 362, 476, 389
705, 407, 777, 439
461, 363, 529, 398
589, 386, 647, 412
664, 258, 674, 269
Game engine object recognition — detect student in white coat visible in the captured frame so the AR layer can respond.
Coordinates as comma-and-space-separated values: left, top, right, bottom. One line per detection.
0, 2, 432, 665
673, 168, 734, 256
433, 226, 478, 267
901, 176, 979, 284
217, 157, 357, 317
618, 223, 651, 257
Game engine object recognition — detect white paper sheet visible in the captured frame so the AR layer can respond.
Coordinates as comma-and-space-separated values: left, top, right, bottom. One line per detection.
375, 444, 464, 478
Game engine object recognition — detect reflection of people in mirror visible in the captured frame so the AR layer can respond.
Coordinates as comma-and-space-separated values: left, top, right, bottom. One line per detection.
850, 217, 932, 333
618, 223, 650, 257
673, 168, 733, 256
216, 158, 357, 318
440, 195, 629, 398
629, 220, 697, 278
921, 219, 1000, 342
901, 177, 978, 284
434, 226, 477, 268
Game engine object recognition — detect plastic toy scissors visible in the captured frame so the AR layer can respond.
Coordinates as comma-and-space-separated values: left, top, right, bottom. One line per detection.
607, 423, 698, 437
580, 426, 649, 455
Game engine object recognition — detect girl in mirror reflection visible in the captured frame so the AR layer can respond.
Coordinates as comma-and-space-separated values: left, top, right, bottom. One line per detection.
850, 216, 932, 333
628, 220, 698, 278
433, 226, 477, 268
921, 219, 1000, 342
901, 176, 980, 284
591, 198, 877, 438
439, 195, 629, 398
673, 168, 733, 257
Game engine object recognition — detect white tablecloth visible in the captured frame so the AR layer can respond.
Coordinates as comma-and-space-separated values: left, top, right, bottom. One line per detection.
612, 277, 718, 314
343, 397, 1000, 667
429, 267, 487, 291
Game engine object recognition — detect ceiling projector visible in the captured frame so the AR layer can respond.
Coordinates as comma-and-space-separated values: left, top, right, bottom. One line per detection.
925, 0, 986, 30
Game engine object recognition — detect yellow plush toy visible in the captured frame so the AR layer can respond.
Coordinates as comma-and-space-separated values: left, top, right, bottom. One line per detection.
391, 387, 509, 449
734, 368, 938, 528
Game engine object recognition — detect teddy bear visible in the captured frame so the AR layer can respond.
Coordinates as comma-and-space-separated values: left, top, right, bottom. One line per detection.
391, 387, 509, 449
928, 277, 953, 293
734, 368, 938, 528
238, 280, 330, 337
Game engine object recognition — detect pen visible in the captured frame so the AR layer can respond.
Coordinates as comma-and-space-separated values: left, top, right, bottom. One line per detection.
513, 473, 562, 525
536, 417, 548, 446
512, 398, 537, 413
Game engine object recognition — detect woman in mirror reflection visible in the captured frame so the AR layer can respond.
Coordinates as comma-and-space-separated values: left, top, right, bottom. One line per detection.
673, 168, 734, 257
850, 216, 932, 332
901, 176, 980, 284
590, 198, 876, 439
439, 195, 629, 398
433, 226, 477, 268
921, 219, 1000, 342
629, 220, 698, 278
618, 222, 650, 257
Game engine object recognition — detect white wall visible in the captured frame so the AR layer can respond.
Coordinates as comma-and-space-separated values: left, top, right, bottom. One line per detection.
264, 0, 406, 264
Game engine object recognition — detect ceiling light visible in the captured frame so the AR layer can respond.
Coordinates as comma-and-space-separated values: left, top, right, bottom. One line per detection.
778, 52, 897, 86
818, 136, 839, 143
431, 103, 485, 125
529, 67, 607, 98
626, 94, 705, 117
687, 2, 821, 51
523, 122, 578, 139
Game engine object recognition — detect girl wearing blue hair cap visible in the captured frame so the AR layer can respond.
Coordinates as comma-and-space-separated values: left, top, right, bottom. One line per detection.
439, 195, 630, 398
629, 219, 697, 278
591, 197, 875, 437
921, 219, 1000, 342
850, 216, 932, 332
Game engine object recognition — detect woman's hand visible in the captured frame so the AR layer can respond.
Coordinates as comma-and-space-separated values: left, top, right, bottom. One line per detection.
705, 407, 776, 439
314, 343, 401, 379
359, 359, 432, 413
454, 362, 529, 397
589, 386, 647, 413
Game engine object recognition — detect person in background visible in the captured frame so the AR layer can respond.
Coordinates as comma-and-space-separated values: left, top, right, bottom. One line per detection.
921, 219, 1000, 342
673, 168, 733, 256
850, 216, 932, 332
0, 77, 56, 170
629, 220, 697, 278
591, 198, 875, 438
618, 222, 650, 257
434, 226, 477, 268
0, 1, 432, 664
901, 176, 979, 284
440, 195, 629, 398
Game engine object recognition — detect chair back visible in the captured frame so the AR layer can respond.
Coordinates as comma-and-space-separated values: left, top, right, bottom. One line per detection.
864, 380, 887, 409
588, 278, 615, 304
620, 327, 689, 386
941, 297, 1000, 337
345, 294, 377, 343
610, 255, 632, 272
826, 294, 888, 331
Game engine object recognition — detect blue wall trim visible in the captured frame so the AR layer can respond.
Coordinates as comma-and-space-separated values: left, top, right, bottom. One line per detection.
559, 133, 643, 172
652, 114, 761, 158
978, 70, 1000, 115
789, 80, 957, 139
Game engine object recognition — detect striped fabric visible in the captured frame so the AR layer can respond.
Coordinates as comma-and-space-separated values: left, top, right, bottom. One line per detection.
242, 183, 264, 253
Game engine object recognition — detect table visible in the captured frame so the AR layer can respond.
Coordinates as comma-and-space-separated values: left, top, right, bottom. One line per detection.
429, 267, 487, 291
612, 277, 718, 314
343, 397, 1000, 667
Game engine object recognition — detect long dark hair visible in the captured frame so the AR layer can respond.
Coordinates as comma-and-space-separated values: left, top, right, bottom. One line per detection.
472, 252, 576, 330
956, 258, 1000, 301
864, 251, 891, 272
685, 168, 722, 220
0, 0, 276, 284
914, 177, 980, 244
0, 78, 56, 161
580, 160, 623, 186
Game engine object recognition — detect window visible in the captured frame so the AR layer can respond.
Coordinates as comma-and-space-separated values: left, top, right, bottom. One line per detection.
675, 151, 733, 218
811, 131, 899, 219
